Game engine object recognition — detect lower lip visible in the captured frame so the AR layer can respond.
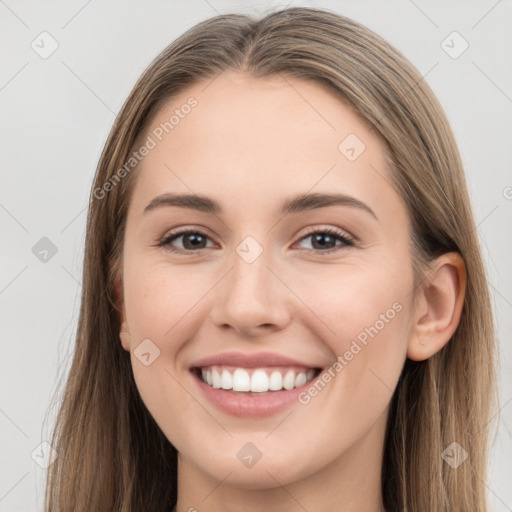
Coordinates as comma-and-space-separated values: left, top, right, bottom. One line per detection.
191, 370, 317, 418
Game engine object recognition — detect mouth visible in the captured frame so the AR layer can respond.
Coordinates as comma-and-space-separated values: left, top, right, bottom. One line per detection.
188, 351, 325, 417
191, 365, 322, 395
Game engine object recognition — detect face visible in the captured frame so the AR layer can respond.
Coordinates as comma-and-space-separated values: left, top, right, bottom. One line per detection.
117, 71, 416, 489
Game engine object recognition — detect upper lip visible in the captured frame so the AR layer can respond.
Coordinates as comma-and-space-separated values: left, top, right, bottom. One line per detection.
190, 351, 321, 370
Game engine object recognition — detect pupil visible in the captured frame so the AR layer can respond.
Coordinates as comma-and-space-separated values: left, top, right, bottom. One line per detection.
183, 233, 205, 250
312, 233, 335, 250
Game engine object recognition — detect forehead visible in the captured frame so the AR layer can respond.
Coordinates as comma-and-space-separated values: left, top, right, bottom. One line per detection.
129, 71, 397, 219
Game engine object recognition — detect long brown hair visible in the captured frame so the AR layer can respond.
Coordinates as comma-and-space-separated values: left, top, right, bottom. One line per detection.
44, 7, 497, 511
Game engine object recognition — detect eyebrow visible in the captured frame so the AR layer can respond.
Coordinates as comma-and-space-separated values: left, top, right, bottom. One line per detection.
143, 192, 377, 220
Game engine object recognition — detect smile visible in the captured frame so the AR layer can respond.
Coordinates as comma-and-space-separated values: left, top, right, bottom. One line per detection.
189, 352, 325, 417
196, 365, 320, 394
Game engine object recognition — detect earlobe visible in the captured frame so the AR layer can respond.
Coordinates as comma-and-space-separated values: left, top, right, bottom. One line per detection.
407, 252, 466, 361
119, 323, 131, 352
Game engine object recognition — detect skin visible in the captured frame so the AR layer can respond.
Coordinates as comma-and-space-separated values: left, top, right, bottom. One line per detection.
115, 71, 466, 512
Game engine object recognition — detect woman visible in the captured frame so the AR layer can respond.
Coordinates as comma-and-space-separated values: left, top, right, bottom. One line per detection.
44, 7, 497, 511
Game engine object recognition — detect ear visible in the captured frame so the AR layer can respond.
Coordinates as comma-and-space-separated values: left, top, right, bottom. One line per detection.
407, 252, 466, 361
110, 259, 131, 352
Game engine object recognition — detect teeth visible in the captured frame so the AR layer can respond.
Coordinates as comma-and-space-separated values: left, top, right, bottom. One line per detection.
232, 368, 251, 391
221, 369, 233, 390
211, 367, 222, 389
199, 365, 317, 393
282, 370, 295, 390
295, 372, 307, 387
269, 370, 282, 391
251, 369, 269, 392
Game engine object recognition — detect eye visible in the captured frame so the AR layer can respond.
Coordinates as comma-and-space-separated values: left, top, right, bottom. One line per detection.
295, 227, 354, 254
157, 229, 215, 253
157, 226, 355, 255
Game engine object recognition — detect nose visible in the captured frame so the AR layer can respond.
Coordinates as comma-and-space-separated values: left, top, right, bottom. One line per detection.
210, 247, 292, 338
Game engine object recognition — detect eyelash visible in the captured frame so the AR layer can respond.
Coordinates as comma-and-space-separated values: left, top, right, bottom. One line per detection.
156, 227, 355, 255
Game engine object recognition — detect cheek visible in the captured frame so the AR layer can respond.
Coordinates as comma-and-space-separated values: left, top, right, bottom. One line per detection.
297, 258, 411, 340
296, 259, 412, 396
121, 256, 202, 445
123, 259, 212, 340
121, 258, 210, 410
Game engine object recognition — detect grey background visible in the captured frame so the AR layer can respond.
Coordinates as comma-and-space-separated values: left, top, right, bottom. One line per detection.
1, 0, 511, 510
